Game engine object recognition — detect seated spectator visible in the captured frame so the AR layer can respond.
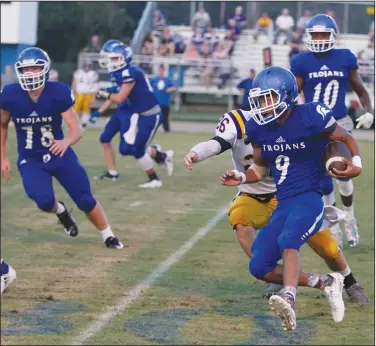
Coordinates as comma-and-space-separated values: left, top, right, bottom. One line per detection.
273, 8, 294, 45
183, 43, 200, 63
153, 9, 166, 36
141, 32, 154, 55
204, 28, 221, 54
253, 12, 273, 42
1, 65, 17, 89
191, 6, 211, 32
289, 31, 303, 61
237, 68, 256, 110
296, 10, 311, 37
226, 18, 241, 41
191, 27, 205, 49
159, 28, 175, 56
172, 31, 186, 54
227, 6, 247, 33
212, 33, 234, 59
82, 34, 101, 53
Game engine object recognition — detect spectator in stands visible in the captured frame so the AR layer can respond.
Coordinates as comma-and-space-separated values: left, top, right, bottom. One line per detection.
369, 20, 374, 41
49, 66, 59, 81
326, 10, 339, 31
172, 31, 186, 54
205, 28, 221, 54
273, 8, 294, 45
82, 34, 101, 53
159, 28, 175, 56
153, 9, 166, 35
227, 18, 241, 41
228, 6, 247, 33
237, 68, 256, 110
141, 32, 154, 55
357, 37, 374, 83
212, 32, 234, 59
289, 31, 303, 61
150, 64, 177, 133
183, 43, 200, 63
200, 43, 215, 88
191, 6, 211, 32
296, 10, 312, 37
191, 27, 205, 50
253, 12, 273, 42
1, 64, 17, 89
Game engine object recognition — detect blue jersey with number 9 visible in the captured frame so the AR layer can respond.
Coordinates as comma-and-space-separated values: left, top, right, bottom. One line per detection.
109, 64, 158, 113
290, 49, 358, 121
1, 81, 74, 159
245, 102, 337, 200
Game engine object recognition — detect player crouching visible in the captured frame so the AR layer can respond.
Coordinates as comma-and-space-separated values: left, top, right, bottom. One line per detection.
1, 47, 123, 249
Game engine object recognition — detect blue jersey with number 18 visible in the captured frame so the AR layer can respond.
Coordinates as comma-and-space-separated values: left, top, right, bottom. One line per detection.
245, 102, 336, 200
290, 49, 358, 120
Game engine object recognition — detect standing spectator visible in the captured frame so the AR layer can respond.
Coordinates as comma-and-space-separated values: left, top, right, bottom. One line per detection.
296, 10, 312, 37
172, 31, 186, 54
191, 6, 211, 32
228, 6, 247, 33
82, 35, 102, 53
159, 28, 175, 56
237, 68, 256, 110
150, 64, 177, 133
253, 12, 273, 42
1, 65, 17, 88
226, 18, 241, 41
153, 9, 166, 36
289, 31, 303, 61
273, 8, 294, 45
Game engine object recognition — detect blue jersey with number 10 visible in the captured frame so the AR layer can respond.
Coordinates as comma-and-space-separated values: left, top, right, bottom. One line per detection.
290, 49, 358, 121
245, 102, 336, 200
110, 64, 158, 113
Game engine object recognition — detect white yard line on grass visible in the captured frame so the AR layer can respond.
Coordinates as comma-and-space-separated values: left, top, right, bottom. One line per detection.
70, 205, 228, 345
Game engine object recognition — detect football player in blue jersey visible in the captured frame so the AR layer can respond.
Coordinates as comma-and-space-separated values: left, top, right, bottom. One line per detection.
90, 40, 174, 188
290, 14, 374, 248
221, 66, 363, 331
1, 47, 123, 249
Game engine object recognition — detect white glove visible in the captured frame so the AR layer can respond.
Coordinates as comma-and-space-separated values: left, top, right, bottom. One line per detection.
355, 112, 374, 129
96, 90, 111, 100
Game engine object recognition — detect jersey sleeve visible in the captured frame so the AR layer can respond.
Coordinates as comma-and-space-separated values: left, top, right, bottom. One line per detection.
0, 85, 13, 112
346, 49, 358, 70
290, 53, 304, 77
214, 112, 239, 147
308, 102, 336, 134
121, 67, 136, 83
55, 83, 75, 113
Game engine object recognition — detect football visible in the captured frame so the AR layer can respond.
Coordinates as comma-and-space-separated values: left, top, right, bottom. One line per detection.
324, 141, 352, 173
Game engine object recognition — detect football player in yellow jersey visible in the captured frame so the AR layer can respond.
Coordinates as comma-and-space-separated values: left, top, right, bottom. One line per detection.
184, 108, 369, 304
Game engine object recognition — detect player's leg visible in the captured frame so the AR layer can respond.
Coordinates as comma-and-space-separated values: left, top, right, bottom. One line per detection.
147, 144, 174, 176
320, 174, 343, 248
73, 93, 84, 123
96, 112, 122, 181
81, 93, 92, 126
307, 228, 370, 305
53, 150, 123, 249
1, 259, 17, 295
161, 105, 170, 132
18, 158, 78, 236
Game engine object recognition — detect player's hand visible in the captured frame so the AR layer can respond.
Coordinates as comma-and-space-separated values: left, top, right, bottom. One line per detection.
96, 90, 111, 100
1, 157, 11, 182
184, 152, 198, 170
329, 158, 362, 179
221, 170, 244, 186
89, 111, 101, 124
49, 138, 70, 157
355, 112, 374, 129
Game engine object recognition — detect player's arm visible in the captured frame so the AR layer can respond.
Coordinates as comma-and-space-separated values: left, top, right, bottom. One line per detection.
107, 82, 135, 104
221, 144, 269, 186
49, 108, 83, 157
324, 124, 362, 179
295, 75, 304, 94
0, 109, 12, 181
71, 78, 77, 94
348, 68, 374, 129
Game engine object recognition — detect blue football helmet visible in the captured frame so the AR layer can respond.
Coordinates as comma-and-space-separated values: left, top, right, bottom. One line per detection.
305, 14, 338, 53
248, 66, 299, 125
14, 47, 50, 91
99, 39, 133, 72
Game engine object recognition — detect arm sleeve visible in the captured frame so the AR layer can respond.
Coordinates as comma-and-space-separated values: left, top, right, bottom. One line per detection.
190, 139, 223, 162
290, 54, 303, 76
347, 49, 359, 70
121, 68, 135, 83
309, 102, 337, 134
57, 84, 75, 112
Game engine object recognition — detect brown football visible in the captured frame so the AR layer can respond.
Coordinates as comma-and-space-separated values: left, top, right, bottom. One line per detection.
324, 141, 352, 173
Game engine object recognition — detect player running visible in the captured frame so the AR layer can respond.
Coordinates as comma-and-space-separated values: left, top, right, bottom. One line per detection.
90, 40, 174, 187
290, 14, 374, 247
221, 66, 363, 331
184, 107, 369, 305
1, 47, 123, 249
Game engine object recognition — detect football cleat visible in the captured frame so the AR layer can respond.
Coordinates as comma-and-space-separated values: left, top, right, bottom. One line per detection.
164, 150, 174, 176
94, 171, 119, 182
262, 282, 284, 299
57, 202, 78, 237
323, 273, 345, 323
269, 294, 297, 331
343, 218, 359, 247
105, 236, 124, 249
345, 283, 370, 305
1, 260, 17, 295
139, 179, 162, 188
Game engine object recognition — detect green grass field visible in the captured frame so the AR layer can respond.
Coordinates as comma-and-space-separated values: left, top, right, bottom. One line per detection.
1, 128, 374, 345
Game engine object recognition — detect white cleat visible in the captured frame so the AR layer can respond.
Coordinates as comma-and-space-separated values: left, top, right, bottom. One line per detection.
269, 295, 297, 332
330, 223, 343, 250
1, 265, 17, 295
138, 179, 163, 188
323, 273, 345, 323
165, 150, 174, 176
344, 218, 359, 247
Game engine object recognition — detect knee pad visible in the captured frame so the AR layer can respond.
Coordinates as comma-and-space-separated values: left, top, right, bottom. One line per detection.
118, 141, 133, 156
249, 255, 272, 280
136, 153, 154, 171
75, 193, 97, 213
132, 145, 147, 159
320, 175, 334, 196
36, 196, 55, 212
336, 179, 353, 197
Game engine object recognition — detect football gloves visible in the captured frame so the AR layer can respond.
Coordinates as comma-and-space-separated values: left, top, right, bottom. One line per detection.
355, 112, 374, 129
